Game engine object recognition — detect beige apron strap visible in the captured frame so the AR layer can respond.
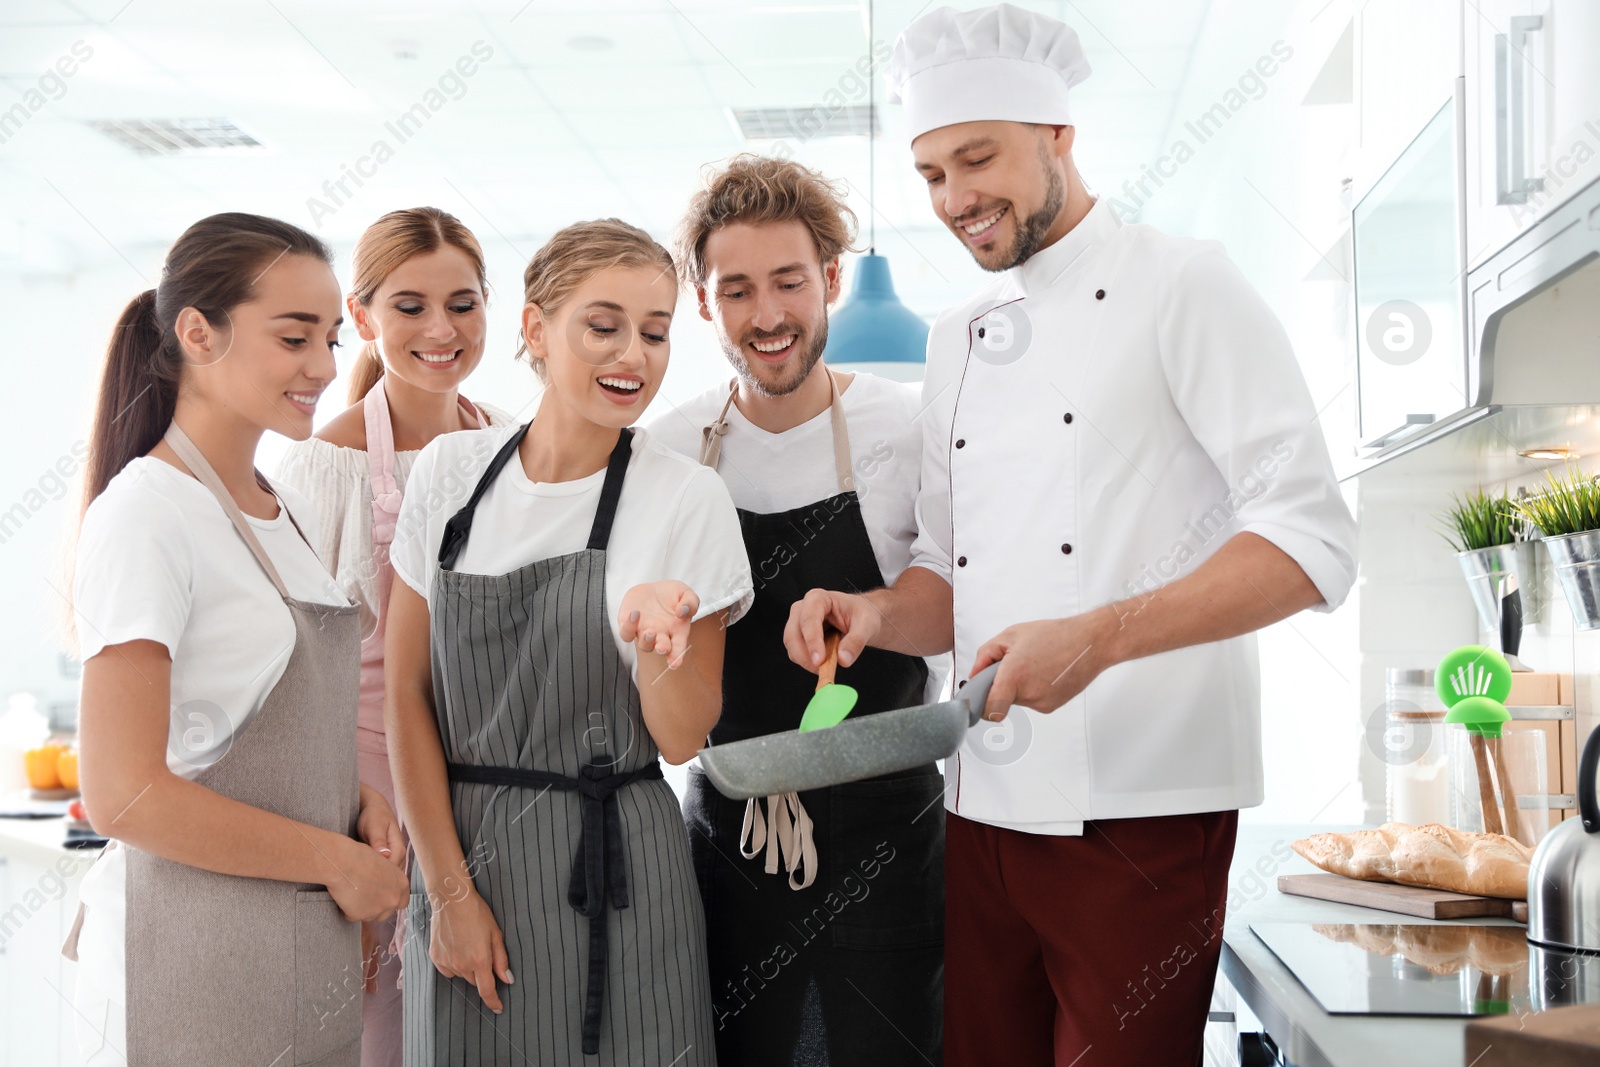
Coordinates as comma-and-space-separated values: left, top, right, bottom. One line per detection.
61, 840, 119, 961
162, 423, 292, 598
698, 379, 739, 469
824, 367, 854, 494
738, 793, 817, 891
61, 901, 87, 961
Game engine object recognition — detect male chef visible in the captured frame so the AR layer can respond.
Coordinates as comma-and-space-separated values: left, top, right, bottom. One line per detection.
784, 5, 1359, 1065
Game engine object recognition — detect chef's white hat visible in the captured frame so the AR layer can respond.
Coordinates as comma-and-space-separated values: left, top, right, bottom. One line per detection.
886, 3, 1092, 142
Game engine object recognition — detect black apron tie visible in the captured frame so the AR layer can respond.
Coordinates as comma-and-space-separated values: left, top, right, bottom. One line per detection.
446, 758, 664, 1054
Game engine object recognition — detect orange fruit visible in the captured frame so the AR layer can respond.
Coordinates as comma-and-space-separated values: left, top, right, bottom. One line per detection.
25, 744, 65, 790
56, 748, 79, 790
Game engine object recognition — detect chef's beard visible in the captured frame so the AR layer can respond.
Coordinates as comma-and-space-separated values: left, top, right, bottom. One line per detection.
973, 143, 1067, 272
724, 316, 830, 398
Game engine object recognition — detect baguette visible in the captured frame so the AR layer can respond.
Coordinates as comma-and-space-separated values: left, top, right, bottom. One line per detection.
1291, 822, 1411, 882
1390, 824, 1532, 899
1292, 823, 1532, 900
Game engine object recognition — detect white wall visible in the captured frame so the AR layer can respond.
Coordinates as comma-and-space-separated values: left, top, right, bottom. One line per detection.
1129, 0, 1366, 826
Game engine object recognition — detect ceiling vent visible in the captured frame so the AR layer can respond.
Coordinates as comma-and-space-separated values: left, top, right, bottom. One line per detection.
87, 118, 265, 155
731, 104, 877, 142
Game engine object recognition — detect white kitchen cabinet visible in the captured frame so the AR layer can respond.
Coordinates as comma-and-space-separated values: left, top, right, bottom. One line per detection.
0, 856, 9, 1067
0, 853, 70, 1067
1353, 0, 1462, 197
1464, 0, 1600, 268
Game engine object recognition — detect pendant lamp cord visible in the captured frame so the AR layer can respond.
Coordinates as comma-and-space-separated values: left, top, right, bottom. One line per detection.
868, 0, 876, 254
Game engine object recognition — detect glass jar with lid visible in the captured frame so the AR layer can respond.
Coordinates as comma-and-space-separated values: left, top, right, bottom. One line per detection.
1383, 668, 1450, 826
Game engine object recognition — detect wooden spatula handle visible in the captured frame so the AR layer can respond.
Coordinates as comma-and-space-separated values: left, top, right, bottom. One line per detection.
817, 630, 841, 691
1470, 734, 1504, 836
1487, 736, 1524, 844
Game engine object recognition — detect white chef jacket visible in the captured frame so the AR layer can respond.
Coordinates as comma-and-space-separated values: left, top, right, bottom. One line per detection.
912, 196, 1357, 835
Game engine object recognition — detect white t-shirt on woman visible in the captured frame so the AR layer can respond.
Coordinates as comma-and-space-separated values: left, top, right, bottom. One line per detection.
389, 423, 754, 677
69, 456, 349, 1065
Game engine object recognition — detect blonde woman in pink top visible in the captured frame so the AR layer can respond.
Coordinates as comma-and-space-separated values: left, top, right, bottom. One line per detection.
277, 206, 511, 1067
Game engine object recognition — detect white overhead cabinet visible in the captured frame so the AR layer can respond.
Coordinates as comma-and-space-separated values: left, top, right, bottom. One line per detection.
1350, 3, 1466, 453
1349, 0, 1600, 465
1351, 95, 1466, 451
1353, 0, 1460, 193
1464, 0, 1600, 269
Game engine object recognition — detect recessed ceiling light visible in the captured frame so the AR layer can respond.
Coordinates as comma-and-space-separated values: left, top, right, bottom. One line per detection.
732, 105, 879, 141
1518, 447, 1579, 461
88, 118, 264, 155
568, 35, 615, 51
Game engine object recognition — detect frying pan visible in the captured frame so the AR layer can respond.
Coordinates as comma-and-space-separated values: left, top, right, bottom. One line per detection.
696, 662, 1002, 799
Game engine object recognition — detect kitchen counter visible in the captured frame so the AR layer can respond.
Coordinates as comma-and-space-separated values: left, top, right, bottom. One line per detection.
0, 811, 95, 871
1222, 824, 1525, 1067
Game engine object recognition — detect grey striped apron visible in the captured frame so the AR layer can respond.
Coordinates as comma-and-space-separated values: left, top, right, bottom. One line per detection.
64, 422, 364, 1066
403, 425, 716, 1065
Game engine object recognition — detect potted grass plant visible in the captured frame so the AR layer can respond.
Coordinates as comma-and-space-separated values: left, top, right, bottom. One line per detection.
1512, 464, 1600, 631
1443, 487, 1539, 633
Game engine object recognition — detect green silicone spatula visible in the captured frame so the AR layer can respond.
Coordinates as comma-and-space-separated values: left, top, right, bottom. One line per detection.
1437, 645, 1514, 715
798, 630, 859, 733
1436, 645, 1516, 839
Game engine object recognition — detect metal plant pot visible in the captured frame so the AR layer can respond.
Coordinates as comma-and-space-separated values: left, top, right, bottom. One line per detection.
1541, 528, 1600, 631
1456, 541, 1542, 633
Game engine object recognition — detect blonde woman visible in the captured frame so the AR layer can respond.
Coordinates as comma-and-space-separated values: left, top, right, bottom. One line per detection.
386, 219, 750, 1064
276, 206, 512, 1067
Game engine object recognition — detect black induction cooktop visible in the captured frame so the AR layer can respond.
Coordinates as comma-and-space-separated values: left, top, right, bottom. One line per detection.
1251, 922, 1549, 1017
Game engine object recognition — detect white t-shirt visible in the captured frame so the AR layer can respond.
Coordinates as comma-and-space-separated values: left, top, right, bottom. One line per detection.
389, 424, 753, 679
647, 371, 949, 701
69, 455, 351, 1062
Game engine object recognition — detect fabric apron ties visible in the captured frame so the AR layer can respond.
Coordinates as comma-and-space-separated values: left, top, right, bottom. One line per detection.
441, 757, 663, 1055
65, 423, 364, 1067
697, 370, 930, 890
416, 424, 707, 1063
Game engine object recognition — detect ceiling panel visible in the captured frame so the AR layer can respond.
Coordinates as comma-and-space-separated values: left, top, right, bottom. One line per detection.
0, 0, 1215, 273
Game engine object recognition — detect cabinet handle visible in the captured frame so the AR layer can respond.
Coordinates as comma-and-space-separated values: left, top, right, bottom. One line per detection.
1360, 413, 1437, 450
1494, 15, 1544, 205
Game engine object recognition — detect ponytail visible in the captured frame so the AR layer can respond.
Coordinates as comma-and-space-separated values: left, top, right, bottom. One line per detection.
346, 341, 385, 405
80, 289, 181, 515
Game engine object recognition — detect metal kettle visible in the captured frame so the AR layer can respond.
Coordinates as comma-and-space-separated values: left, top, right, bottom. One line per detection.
1528, 724, 1600, 952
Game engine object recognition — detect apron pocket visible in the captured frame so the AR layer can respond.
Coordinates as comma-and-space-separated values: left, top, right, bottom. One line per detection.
294, 889, 363, 1064
828, 771, 945, 950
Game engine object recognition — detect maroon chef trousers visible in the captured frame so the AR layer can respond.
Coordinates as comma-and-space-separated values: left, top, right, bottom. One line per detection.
944, 808, 1239, 1067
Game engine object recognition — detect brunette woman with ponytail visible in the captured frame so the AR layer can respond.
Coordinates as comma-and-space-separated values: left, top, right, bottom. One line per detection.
65, 212, 408, 1067
275, 206, 509, 1067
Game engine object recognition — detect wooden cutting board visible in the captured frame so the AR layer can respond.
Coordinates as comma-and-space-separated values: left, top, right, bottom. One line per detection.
1467, 1005, 1600, 1066
1279, 873, 1527, 920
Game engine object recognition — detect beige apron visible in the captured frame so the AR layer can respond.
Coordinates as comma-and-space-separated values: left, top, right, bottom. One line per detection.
63, 423, 365, 1066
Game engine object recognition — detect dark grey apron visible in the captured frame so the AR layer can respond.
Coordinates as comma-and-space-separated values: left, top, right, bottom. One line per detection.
403, 424, 716, 1065
64, 422, 364, 1066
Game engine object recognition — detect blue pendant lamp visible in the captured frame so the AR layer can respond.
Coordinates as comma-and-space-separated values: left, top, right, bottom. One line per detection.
822, 0, 928, 378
